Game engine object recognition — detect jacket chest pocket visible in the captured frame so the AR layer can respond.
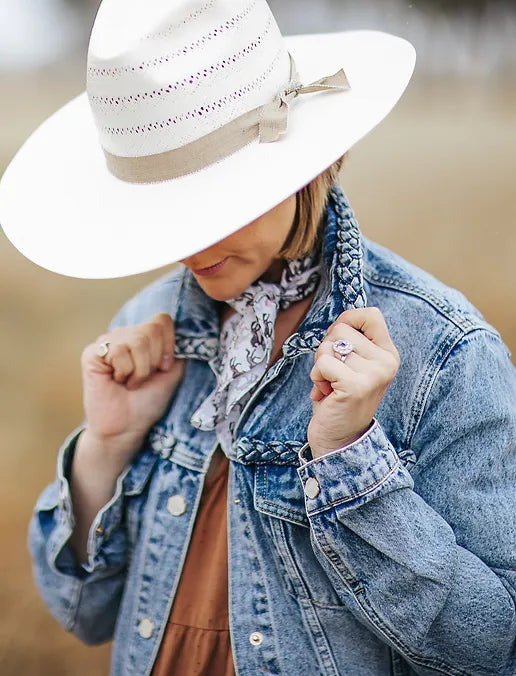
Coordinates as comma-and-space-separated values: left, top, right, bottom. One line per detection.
254, 463, 345, 608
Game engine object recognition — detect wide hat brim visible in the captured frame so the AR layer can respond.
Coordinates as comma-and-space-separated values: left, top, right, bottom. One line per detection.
0, 30, 415, 279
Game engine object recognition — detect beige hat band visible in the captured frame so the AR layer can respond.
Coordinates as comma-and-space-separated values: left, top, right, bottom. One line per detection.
104, 104, 260, 183
104, 55, 350, 184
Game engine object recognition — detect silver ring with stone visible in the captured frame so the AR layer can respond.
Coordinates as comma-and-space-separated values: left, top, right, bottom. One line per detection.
96, 341, 111, 359
332, 339, 354, 362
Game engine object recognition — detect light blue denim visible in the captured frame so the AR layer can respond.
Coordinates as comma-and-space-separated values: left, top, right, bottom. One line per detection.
29, 187, 516, 675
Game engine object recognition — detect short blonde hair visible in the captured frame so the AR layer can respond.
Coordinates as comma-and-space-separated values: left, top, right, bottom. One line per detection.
280, 155, 346, 260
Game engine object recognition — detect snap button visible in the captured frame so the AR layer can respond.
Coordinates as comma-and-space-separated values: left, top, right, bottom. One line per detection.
233, 498, 240, 505
304, 477, 320, 499
167, 495, 187, 516
95, 525, 104, 536
138, 618, 154, 639
249, 631, 263, 646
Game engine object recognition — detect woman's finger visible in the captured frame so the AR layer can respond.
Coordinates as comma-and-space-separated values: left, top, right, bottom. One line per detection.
152, 313, 176, 370
81, 342, 113, 375
314, 337, 370, 372
108, 344, 134, 384
310, 332, 374, 401
126, 333, 152, 388
310, 353, 357, 395
332, 307, 398, 357
311, 348, 370, 398
142, 320, 164, 371
325, 324, 378, 360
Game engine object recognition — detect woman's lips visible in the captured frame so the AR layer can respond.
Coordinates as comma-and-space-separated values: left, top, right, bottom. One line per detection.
192, 257, 229, 277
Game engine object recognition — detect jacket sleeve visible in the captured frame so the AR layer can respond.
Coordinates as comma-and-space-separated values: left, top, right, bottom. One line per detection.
27, 299, 149, 645
28, 426, 137, 645
297, 328, 516, 676
28, 268, 185, 644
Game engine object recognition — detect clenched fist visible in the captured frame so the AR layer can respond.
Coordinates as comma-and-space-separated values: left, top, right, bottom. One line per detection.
81, 312, 184, 461
308, 308, 400, 458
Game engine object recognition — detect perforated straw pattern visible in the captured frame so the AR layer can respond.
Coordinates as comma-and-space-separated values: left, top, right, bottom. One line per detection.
90, 16, 274, 107
102, 48, 283, 137
88, 1, 259, 78
87, 0, 291, 158
142, 0, 217, 43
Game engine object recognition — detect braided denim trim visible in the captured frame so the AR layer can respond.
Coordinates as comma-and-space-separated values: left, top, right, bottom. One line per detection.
330, 186, 367, 311
174, 335, 217, 361
236, 437, 303, 465
282, 329, 326, 357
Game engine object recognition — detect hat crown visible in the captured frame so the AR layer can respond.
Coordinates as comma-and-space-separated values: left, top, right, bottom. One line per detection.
87, 0, 290, 158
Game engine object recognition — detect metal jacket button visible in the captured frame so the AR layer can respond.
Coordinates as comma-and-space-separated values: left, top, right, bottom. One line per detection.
167, 495, 187, 516
138, 618, 154, 639
304, 477, 320, 499
249, 631, 264, 646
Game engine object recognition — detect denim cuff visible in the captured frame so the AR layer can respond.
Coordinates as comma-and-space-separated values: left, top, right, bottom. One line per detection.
297, 420, 414, 515
49, 426, 130, 575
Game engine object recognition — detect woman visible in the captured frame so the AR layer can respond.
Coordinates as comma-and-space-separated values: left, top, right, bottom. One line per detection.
1, 1, 514, 674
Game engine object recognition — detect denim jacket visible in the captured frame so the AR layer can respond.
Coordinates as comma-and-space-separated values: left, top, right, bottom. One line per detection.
29, 187, 516, 676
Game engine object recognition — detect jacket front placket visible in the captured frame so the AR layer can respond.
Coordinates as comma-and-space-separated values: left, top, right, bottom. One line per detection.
227, 188, 370, 675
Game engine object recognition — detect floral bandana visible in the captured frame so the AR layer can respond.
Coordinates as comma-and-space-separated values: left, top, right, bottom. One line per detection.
190, 252, 321, 455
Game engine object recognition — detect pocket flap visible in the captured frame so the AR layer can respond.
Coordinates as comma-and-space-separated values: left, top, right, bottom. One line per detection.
254, 464, 309, 527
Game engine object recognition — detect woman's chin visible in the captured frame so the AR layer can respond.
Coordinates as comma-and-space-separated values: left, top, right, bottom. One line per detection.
195, 277, 247, 302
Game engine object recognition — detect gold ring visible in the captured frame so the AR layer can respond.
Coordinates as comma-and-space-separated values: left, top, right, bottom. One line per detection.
96, 341, 111, 359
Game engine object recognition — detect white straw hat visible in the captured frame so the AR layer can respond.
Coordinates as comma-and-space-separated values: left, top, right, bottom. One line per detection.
0, 0, 416, 279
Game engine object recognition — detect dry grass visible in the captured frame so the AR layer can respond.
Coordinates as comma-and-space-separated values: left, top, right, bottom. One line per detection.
1, 68, 514, 674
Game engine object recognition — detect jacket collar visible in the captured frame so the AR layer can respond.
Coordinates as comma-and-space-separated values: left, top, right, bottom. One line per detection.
174, 185, 367, 361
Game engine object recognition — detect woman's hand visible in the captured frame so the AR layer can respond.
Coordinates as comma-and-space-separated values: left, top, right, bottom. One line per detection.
80, 312, 184, 461
307, 308, 400, 458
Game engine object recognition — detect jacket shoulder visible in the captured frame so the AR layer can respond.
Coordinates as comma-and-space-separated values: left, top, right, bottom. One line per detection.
361, 237, 499, 337
359, 238, 512, 452
109, 265, 186, 329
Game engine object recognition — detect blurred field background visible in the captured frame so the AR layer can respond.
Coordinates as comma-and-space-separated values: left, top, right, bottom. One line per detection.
1, 0, 515, 674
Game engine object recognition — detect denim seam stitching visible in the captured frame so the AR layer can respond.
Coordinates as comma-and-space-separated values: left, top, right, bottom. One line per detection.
363, 267, 498, 336
170, 446, 205, 467
274, 518, 310, 599
274, 523, 340, 674
256, 465, 308, 524
66, 577, 83, 632
126, 468, 168, 673
404, 326, 464, 448
275, 519, 347, 607
261, 497, 308, 523
405, 326, 495, 450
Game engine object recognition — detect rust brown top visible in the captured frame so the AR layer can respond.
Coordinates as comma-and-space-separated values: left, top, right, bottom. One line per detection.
152, 453, 234, 676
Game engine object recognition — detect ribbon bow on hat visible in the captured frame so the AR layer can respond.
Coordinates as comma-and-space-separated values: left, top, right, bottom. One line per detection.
259, 54, 351, 143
